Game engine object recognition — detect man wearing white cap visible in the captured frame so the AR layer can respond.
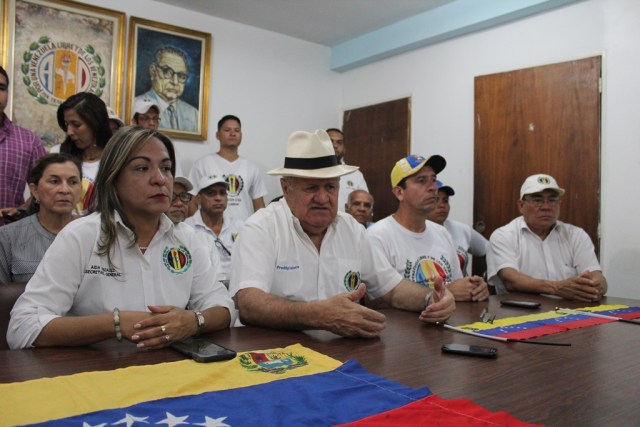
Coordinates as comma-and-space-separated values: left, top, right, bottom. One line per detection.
186, 175, 243, 284
229, 130, 455, 338
166, 176, 194, 224
131, 98, 161, 130
368, 156, 489, 302
487, 173, 607, 301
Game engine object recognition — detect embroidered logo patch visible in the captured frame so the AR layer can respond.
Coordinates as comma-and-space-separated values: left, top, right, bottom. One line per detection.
537, 176, 550, 184
163, 245, 192, 275
410, 256, 451, 288
239, 351, 308, 374
343, 270, 362, 292
225, 174, 245, 196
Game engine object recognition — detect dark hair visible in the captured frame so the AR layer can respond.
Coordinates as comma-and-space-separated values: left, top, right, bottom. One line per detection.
56, 92, 112, 159
326, 128, 342, 135
94, 126, 176, 266
26, 153, 82, 214
217, 115, 241, 131
154, 46, 189, 71
0, 66, 8, 86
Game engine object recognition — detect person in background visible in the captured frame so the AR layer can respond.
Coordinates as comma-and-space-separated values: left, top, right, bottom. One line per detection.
368, 155, 489, 302
229, 130, 455, 338
189, 115, 267, 222
106, 107, 124, 134
326, 128, 369, 213
131, 98, 161, 130
166, 176, 194, 224
426, 180, 489, 277
8, 126, 234, 349
0, 65, 47, 225
487, 173, 607, 301
186, 175, 243, 285
51, 92, 112, 216
0, 154, 82, 283
345, 189, 374, 228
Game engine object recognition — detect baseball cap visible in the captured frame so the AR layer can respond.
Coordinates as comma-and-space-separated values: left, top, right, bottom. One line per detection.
520, 174, 565, 199
132, 97, 159, 118
436, 180, 455, 196
173, 176, 193, 192
106, 106, 124, 126
390, 154, 446, 187
196, 175, 229, 194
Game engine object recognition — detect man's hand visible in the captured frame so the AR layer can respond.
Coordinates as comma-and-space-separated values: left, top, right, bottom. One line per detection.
448, 275, 490, 302
419, 276, 455, 323
553, 271, 605, 302
321, 284, 386, 338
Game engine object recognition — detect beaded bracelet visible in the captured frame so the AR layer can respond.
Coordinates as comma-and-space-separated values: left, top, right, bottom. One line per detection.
113, 307, 122, 342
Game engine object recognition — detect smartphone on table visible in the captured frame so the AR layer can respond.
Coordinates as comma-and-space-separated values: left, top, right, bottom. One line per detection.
441, 343, 498, 358
171, 338, 237, 363
500, 300, 541, 309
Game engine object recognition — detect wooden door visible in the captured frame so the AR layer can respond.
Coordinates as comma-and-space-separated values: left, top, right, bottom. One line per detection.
342, 98, 411, 220
474, 57, 602, 260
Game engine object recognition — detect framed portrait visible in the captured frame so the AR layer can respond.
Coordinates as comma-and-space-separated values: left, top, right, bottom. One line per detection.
1, 0, 125, 149
126, 17, 211, 141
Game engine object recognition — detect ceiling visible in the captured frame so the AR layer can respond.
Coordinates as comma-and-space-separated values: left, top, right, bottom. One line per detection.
151, 0, 454, 46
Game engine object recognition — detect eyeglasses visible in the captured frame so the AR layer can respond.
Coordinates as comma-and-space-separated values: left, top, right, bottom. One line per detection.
139, 115, 161, 123
215, 238, 231, 256
172, 192, 193, 203
524, 196, 561, 207
154, 63, 188, 83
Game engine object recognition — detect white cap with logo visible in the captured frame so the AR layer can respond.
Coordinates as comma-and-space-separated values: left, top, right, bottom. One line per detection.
520, 174, 565, 199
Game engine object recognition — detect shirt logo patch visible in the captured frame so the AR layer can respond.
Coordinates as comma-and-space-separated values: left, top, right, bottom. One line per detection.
410, 256, 451, 288
163, 245, 192, 275
225, 174, 245, 196
343, 270, 362, 292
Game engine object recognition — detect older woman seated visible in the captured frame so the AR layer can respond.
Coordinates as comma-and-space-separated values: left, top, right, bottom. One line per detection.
0, 153, 82, 284
8, 127, 235, 349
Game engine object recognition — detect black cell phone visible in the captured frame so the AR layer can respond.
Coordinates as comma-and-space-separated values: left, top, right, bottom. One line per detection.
500, 300, 541, 309
441, 343, 498, 358
171, 338, 237, 363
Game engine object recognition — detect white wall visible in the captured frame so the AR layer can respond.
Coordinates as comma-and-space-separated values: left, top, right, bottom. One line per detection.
82, 0, 341, 201
340, 0, 640, 298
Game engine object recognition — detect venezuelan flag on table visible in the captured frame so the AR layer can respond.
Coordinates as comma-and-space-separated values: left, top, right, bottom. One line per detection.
0, 344, 537, 426
458, 305, 640, 340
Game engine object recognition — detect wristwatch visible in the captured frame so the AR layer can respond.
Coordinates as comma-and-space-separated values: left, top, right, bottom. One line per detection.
194, 311, 205, 335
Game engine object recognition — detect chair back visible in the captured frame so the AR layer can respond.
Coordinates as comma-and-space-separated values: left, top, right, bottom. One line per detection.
0, 282, 26, 350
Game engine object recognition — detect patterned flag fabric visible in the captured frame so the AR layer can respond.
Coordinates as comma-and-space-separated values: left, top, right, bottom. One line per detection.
0, 344, 536, 426
457, 305, 640, 340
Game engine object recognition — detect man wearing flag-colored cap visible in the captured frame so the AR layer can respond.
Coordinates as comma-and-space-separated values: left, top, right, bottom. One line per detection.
229, 130, 455, 337
368, 155, 489, 302
487, 173, 607, 301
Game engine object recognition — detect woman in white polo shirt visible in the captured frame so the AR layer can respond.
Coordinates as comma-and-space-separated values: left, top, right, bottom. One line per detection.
8, 127, 234, 349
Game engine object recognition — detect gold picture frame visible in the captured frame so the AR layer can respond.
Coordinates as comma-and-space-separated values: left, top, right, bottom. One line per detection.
126, 17, 211, 141
1, 0, 125, 148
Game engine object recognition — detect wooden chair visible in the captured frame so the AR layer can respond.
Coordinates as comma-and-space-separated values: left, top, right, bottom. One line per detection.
0, 282, 26, 350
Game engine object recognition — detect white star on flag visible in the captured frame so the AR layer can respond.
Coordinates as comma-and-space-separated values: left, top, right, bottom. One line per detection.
193, 416, 232, 427
156, 412, 189, 426
113, 413, 149, 427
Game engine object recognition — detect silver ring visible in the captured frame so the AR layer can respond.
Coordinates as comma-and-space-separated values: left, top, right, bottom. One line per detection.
164, 334, 171, 343
160, 325, 167, 333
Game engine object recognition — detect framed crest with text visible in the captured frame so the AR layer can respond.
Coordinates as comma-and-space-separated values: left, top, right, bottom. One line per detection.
1, 0, 124, 148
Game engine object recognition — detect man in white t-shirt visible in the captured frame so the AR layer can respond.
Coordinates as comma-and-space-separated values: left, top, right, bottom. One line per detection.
368, 155, 489, 302
427, 181, 488, 277
326, 128, 368, 212
487, 173, 607, 301
189, 115, 267, 222
229, 130, 455, 338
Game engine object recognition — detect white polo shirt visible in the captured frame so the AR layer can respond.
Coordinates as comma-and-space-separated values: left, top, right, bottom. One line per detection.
189, 154, 268, 222
229, 199, 401, 301
368, 216, 463, 288
185, 210, 243, 281
487, 216, 602, 294
443, 219, 489, 277
8, 212, 235, 349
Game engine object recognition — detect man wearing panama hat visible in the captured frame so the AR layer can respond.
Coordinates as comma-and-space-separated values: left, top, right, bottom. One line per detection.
229, 130, 455, 338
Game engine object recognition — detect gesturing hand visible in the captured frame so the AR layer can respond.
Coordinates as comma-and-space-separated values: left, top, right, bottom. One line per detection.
419, 276, 456, 324
321, 284, 386, 338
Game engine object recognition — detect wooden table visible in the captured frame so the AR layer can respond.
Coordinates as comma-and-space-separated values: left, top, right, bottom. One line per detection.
1, 293, 638, 426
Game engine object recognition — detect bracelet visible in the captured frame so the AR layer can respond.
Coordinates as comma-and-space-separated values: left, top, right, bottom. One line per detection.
113, 307, 122, 342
